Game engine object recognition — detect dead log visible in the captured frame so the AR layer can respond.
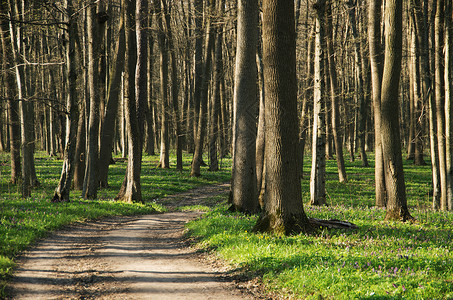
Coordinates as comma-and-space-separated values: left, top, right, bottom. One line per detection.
309, 218, 358, 230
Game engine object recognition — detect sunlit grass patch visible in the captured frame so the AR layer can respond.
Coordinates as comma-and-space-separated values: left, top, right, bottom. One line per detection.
188, 156, 453, 299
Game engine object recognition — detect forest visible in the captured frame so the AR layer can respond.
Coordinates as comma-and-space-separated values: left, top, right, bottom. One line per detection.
0, 0, 453, 299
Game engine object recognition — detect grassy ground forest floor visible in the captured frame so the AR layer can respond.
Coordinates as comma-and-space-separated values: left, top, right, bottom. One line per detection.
0, 151, 452, 299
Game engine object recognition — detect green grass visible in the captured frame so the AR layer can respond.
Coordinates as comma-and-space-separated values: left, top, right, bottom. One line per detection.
0, 150, 231, 297
187, 155, 453, 299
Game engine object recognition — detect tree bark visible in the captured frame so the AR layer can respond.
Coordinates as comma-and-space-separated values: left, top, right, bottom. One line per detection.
310, 0, 327, 206
254, 0, 311, 235
53, 0, 79, 202
369, 0, 386, 207
98, 1, 126, 188
445, 0, 453, 210
434, 0, 447, 210
162, 1, 183, 171
116, 0, 143, 203
156, 0, 170, 169
326, 0, 347, 183
0, 17, 21, 184
230, 0, 259, 214
190, 0, 215, 177
83, 2, 100, 199
346, 0, 368, 167
381, 0, 413, 221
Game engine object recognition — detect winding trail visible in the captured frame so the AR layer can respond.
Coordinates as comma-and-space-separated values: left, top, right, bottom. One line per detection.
7, 183, 255, 299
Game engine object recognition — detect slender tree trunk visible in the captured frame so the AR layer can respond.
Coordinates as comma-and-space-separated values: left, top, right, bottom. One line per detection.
163, 1, 183, 171
381, 0, 413, 221
0, 18, 21, 184
369, 0, 386, 207
434, 0, 447, 210
83, 2, 100, 199
116, 0, 142, 203
156, 0, 170, 169
98, 1, 126, 188
445, 0, 453, 210
191, 0, 216, 177
192, 0, 203, 152
346, 0, 368, 167
310, 0, 327, 206
53, 0, 79, 202
145, 12, 155, 156
230, 0, 259, 213
73, 101, 86, 190
326, 0, 346, 182
256, 49, 265, 201
254, 0, 311, 235
208, 11, 224, 172
8, 0, 37, 197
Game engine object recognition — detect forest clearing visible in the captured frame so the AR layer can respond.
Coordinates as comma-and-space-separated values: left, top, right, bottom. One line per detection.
1, 0, 453, 299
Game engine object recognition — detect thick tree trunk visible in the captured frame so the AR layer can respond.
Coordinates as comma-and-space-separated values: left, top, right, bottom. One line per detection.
230, 0, 259, 213
381, 0, 413, 221
53, 0, 79, 202
310, 0, 327, 206
254, 0, 311, 235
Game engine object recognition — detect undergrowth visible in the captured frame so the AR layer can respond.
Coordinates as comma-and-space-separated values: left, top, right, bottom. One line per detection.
187, 156, 453, 299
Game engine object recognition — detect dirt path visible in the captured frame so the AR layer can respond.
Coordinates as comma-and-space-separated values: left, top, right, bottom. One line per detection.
6, 183, 255, 299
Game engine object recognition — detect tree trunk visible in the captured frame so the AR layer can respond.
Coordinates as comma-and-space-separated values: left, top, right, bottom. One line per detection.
369, 0, 386, 207
162, 1, 183, 171
98, 1, 126, 188
434, 0, 447, 210
116, 0, 143, 203
53, 0, 79, 202
0, 18, 21, 184
191, 0, 216, 177
445, 0, 453, 210
381, 0, 413, 221
230, 0, 259, 213
83, 3, 100, 199
156, 0, 170, 169
208, 6, 224, 172
73, 101, 86, 190
8, 0, 38, 197
310, 0, 327, 206
346, 0, 368, 167
256, 48, 265, 201
326, 0, 347, 183
254, 0, 311, 235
